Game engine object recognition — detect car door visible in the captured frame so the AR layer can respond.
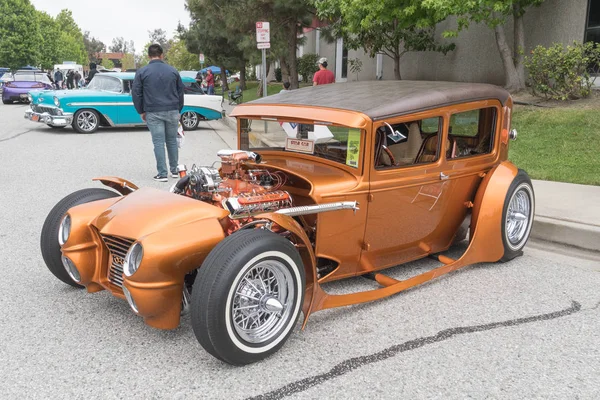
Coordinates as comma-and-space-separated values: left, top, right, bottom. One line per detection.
117, 79, 143, 125
362, 113, 457, 272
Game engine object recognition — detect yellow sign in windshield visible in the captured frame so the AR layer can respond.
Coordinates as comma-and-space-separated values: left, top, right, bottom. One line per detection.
346, 129, 360, 168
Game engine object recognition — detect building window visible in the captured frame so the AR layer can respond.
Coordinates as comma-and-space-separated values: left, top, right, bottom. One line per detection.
586, 0, 600, 43
335, 38, 348, 82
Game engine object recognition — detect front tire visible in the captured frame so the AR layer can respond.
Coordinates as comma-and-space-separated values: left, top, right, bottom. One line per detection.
501, 169, 535, 262
180, 111, 200, 130
40, 188, 120, 287
72, 109, 100, 133
191, 230, 305, 365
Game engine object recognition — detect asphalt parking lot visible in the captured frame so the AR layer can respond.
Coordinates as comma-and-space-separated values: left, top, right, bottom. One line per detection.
1, 103, 599, 399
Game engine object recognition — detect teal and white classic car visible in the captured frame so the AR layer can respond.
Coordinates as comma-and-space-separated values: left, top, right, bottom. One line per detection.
24, 72, 224, 133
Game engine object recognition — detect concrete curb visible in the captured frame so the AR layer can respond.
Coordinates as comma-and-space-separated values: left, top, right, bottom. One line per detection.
531, 216, 600, 253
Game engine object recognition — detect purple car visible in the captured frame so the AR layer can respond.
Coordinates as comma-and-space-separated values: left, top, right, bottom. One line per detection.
2, 71, 53, 104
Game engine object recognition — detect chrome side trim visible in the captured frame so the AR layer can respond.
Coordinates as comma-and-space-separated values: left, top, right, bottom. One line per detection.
103, 114, 115, 127
66, 102, 134, 107
275, 201, 359, 217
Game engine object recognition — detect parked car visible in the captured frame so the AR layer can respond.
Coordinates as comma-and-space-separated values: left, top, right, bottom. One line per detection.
2, 70, 53, 104
24, 73, 223, 132
40, 81, 534, 365
0, 71, 13, 94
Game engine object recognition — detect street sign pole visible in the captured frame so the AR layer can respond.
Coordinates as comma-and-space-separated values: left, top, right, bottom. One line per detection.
261, 48, 267, 98
256, 22, 270, 99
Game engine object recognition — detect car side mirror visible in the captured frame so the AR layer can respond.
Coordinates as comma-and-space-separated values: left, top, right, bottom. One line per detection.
509, 129, 517, 140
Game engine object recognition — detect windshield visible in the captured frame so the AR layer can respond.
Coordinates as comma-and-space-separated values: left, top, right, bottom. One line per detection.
87, 76, 122, 92
13, 73, 51, 83
239, 118, 362, 169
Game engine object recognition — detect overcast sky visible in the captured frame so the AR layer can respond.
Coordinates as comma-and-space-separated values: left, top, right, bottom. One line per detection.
30, 0, 191, 55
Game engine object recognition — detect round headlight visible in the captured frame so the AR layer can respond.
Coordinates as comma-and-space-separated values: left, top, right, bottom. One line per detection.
27, 93, 33, 103
124, 242, 143, 277
53, 96, 60, 107
58, 214, 71, 246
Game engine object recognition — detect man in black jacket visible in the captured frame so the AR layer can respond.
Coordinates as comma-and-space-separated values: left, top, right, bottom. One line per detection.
132, 44, 184, 181
85, 63, 99, 85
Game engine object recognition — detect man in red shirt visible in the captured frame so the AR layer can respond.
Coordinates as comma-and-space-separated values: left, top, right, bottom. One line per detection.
206, 69, 215, 95
313, 57, 335, 86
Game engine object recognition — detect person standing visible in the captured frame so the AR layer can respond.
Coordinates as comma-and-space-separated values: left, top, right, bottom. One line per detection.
73, 70, 82, 89
132, 44, 185, 182
313, 57, 335, 86
54, 69, 63, 90
205, 69, 215, 95
85, 63, 99, 85
66, 70, 74, 90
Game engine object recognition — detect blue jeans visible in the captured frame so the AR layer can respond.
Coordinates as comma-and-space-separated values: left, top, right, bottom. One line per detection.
207, 85, 215, 95
146, 110, 179, 177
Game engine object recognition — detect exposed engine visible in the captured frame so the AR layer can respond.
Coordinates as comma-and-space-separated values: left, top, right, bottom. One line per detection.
171, 150, 292, 218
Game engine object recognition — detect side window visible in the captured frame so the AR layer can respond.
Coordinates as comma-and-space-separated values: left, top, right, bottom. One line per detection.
449, 107, 497, 159
375, 117, 442, 169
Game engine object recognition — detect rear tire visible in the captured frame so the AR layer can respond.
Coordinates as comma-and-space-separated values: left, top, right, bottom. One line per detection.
2, 99, 11, 104
180, 111, 200, 130
500, 169, 535, 262
191, 230, 305, 365
40, 188, 120, 287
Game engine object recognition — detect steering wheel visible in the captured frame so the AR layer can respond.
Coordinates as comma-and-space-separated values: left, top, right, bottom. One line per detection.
381, 145, 397, 166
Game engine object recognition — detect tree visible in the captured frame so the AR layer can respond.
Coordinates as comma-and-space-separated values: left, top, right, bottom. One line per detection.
148, 28, 172, 54
36, 10, 61, 70
121, 53, 135, 70
55, 9, 87, 64
166, 39, 201, 71
84, 31, 106, 63
110, 37, 135, 54
315, 0, 454, 80
423, 0, 545, 91
0, 0, 42, 68
101, 58, 114, 70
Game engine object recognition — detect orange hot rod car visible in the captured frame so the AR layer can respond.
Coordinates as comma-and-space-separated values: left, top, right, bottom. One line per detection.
41, 81, 534, 365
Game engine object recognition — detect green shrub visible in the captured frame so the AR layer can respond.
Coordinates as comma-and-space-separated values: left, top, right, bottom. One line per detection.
274, 67, 282, 82
297, 53, 320, 83
525, 41, 600, 100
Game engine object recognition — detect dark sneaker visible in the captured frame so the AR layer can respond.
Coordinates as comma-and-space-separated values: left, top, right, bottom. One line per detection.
171, 172, 179, 178
153, 174, 168, 182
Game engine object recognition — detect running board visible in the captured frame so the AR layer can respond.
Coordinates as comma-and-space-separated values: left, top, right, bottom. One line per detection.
305, 255, 471, 321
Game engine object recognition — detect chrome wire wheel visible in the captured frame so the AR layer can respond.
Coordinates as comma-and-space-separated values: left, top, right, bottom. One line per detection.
505, 183, 533, 251
230, 260, 294, 344
76, 111, 98, 132
181, 111, 198, 129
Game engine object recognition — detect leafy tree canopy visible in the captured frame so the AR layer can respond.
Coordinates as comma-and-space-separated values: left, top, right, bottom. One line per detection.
314, 0, 454, 80
0, 0, 42, 68
84, 31, 106, 63
109, 37, 135, 54
166, 39, 200, 71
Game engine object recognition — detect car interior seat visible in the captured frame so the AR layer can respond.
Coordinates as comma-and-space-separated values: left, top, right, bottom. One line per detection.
415, 134, 457, 164
388, 122, 423, 165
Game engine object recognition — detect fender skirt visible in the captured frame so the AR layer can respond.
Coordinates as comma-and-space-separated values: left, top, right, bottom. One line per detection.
263, 161, 519, 328
93, 176, 139, 195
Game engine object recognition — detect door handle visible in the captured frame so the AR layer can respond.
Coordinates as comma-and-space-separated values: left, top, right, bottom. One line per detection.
440, 172, 449, 181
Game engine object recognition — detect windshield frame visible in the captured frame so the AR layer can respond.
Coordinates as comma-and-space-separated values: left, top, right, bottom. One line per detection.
238, 116, 366, 175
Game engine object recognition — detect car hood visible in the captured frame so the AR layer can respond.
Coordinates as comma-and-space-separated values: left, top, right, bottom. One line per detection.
260, 154, 360, 198
92, 187, 229, 240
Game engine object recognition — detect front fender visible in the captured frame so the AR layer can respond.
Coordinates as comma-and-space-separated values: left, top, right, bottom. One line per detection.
254, 212, 318, 328
93, 176, 138, 195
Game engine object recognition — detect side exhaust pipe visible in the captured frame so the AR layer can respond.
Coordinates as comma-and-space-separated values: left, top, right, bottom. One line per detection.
275, 201, 359, 217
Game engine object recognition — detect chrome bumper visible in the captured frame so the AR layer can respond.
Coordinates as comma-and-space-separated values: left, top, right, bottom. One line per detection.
24, 109, 73, 127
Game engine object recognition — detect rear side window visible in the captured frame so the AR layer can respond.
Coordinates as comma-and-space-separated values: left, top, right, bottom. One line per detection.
449, 107, 496, 158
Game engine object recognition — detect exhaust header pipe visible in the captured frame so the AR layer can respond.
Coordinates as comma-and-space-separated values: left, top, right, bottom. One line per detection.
275, 201, 359, 217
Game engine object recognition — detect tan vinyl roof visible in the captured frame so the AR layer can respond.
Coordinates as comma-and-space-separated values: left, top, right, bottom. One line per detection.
244, 80, 510, 120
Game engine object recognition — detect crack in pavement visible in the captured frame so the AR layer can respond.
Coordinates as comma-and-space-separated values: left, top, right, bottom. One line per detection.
246, 301, 582, 400
0, 129, 32, 143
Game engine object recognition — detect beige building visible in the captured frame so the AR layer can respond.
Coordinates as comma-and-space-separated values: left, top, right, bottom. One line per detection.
299, 0, 590, 86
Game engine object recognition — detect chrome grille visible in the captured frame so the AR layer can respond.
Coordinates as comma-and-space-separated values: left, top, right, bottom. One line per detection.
100, 234, 135, 288
32, 104, 60, 115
